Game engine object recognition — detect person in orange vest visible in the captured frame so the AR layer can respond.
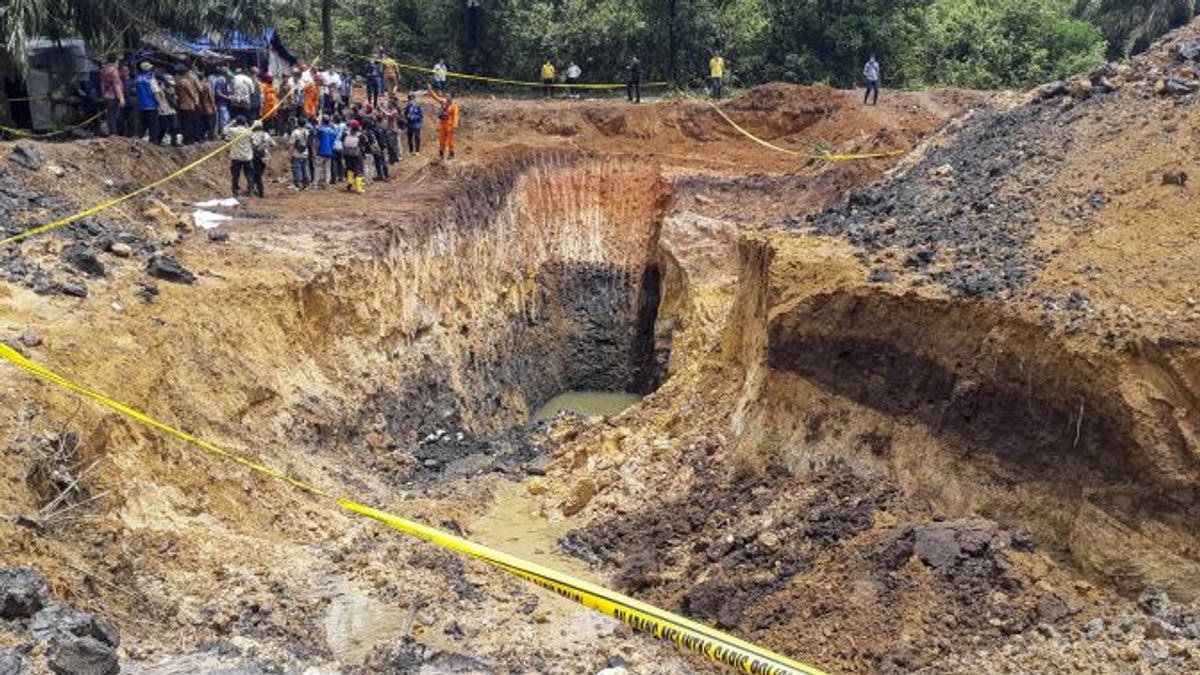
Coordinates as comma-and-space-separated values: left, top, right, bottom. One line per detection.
427, 85, 459, 160
260, 73, 278, 129
303, 72, 320, 119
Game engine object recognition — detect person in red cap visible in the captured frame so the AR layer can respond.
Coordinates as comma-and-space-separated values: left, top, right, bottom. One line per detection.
342, 119, 366, 194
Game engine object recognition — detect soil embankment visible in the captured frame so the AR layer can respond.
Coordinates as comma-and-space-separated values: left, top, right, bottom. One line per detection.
2, 58, 1197, 675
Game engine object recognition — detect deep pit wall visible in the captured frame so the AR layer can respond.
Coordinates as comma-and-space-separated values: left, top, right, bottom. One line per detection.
709, 234, 1200, 600
4, 154, 671, 540
284, 154, 672, 444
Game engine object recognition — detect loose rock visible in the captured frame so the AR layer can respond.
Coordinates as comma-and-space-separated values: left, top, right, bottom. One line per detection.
61, 244, 106, 278
146, 255, 196, 284
0, 565, 48, 619
8, 143, 44, 171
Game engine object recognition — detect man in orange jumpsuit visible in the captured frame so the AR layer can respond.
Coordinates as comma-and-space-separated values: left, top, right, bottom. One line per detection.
260, 73, 279, 127
303, 73, 320, 120
428, 86, 459, 160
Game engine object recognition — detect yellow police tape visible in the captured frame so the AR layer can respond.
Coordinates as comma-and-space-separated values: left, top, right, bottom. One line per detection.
707, 102, 905, 162
1, 111, 104, 139
0, 341, 829, 675
0, 70, 312, 248
346, 54, 667, 90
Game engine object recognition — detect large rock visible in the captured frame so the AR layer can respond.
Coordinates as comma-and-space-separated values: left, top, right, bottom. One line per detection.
8, 143, 43, 171
0, 565, 48, 619
30, 602, 120, 648
46, 636, 119, 675
61, 244, 106, 278
146, 255, 196, 284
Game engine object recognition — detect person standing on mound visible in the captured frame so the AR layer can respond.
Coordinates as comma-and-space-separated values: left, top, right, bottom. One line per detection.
428, 85, 458, 160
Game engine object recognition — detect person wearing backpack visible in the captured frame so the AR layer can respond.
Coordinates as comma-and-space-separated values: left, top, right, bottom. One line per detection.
369, 114, 390, 181
342, 119, 366, 194
289, 118, 312, 190
403, 93, 423, 154
249, 120, 275, 198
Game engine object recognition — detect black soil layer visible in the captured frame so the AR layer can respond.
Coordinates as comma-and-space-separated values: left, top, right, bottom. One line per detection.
805, 93, 1123, 299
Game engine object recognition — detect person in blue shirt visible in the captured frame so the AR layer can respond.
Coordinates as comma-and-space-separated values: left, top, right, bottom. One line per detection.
315, 116, 339, 188
211, 71, 231, 136
365, 60, 384, 108
135, 62, 159, 142
403, 93, 423, 154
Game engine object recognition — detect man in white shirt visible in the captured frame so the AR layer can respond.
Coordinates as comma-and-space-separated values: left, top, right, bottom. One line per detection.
433, 60, 448, 94
565, 62, 582, 99
231, 69, 255, 124
323, 68, 342, 114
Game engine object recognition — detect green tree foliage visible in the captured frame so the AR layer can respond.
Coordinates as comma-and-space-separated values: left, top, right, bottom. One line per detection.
0, 0, 277, 67
906, 0, 1107, 89
1073, 0, 1198, 58
4, 0, 1188, 90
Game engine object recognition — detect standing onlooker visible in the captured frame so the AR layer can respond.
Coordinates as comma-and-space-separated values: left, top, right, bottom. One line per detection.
342, 119, 365, 194
331, 113, 347, 184
626, 56, 642, 104
433, 59, 449, 94
260, 73, 278, 130
565, 61, 582, 99
277, 75, 296, 132
340, 69, 352, 111
315, 115, 337, 189
175, 65, 202, 145
231, 68, 255, 123
100, 53, 124, 136
541, 60, 556, 98
428, 86, 458, 160
323, 67, 342, 114
367, 115, 389, 181
152, 67, 179, 146
403, 93, 423, 155
135, 62, 159, 142
366, 59, 384, 108
863, 55, 881, 106
121, 64, 139, 137
709, 51, 725, 99
224, 116, 253, 196
381, 96, 402, 163
289, 118, 312, 190
382, 54, 400, 95
248, 68, 263, 120
249, 120, 275, 197
212, 70, 231, 136
303, 70, 321, 120
199, 72, 217, 140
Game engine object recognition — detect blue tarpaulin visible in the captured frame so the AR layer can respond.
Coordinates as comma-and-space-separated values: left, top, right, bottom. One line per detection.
174, 28, 276, 53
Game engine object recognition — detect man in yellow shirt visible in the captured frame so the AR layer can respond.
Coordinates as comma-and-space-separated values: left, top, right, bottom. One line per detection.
709, 51, 726, 99
541, 60, 556, 99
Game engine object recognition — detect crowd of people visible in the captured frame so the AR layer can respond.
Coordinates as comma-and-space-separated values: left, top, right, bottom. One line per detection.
96, 52, 465, 198
91, 48, 884, 198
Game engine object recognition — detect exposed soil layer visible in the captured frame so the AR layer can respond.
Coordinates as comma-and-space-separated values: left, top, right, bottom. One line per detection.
2, 59, 1198, 675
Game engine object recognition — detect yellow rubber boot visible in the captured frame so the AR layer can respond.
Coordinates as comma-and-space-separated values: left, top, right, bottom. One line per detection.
356, 175, 365, 194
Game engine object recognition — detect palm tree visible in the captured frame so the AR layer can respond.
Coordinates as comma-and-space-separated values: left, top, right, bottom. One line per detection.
1074, 0, 1200, 57
0, 0, 278, 68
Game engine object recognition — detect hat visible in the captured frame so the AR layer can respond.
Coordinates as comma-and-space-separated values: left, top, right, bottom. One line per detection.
349, 119, 361, 130
262, 73, 273, 84
140, 62, 152, 72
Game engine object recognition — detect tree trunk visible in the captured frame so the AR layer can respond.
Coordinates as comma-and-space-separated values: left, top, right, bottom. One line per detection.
668, 0, 678, 86
322, 0, 333, 63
